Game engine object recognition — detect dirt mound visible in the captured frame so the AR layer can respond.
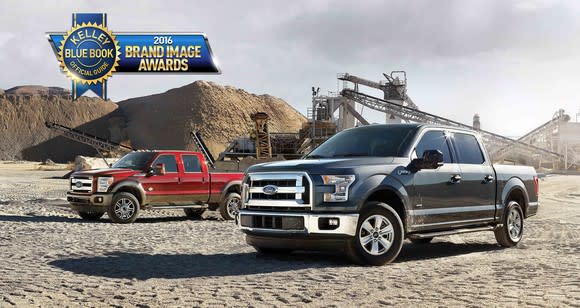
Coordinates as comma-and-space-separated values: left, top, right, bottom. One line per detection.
0, 87, 121, 162
5, 86, 70, 96
118, 81, 306, 156
0, 82, 306, 162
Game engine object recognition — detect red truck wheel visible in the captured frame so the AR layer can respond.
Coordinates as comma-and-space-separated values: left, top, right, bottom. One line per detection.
107, 192, 140, 224
220, 192, 241, 220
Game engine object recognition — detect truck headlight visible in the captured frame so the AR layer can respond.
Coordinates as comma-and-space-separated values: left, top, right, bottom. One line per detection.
322, 175, 355, 202
97, 177, 114, 193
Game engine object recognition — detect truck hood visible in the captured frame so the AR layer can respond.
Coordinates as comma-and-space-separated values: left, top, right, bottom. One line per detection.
71, 168, 143, 178
247, 157, 406, 175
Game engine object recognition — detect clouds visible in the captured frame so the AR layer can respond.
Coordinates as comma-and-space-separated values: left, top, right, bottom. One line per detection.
0, 0, 578, 137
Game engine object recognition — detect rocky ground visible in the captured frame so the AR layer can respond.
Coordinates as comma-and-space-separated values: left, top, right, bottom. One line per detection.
0, 161, 578, 307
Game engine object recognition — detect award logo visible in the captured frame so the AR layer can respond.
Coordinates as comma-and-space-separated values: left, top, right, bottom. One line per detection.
48, 13, 220, 100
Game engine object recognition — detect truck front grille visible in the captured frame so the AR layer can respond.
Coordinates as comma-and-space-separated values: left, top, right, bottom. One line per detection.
70, 176, 93, 193
243, 172, 312, 210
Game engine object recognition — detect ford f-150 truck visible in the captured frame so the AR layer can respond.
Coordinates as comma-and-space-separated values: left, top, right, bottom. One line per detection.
237, 124, 539, 265
67, 150, 243, 223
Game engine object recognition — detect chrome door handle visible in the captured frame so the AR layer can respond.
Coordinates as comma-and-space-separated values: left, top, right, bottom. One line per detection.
484, 175, 494, 183
449, 174, 462, 183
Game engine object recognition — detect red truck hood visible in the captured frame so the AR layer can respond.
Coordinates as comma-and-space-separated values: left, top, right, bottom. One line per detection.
71, 168, 143, 178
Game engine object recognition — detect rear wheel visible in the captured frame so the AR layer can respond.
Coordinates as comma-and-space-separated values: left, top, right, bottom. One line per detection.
78, 211, 104, 221
494, 201, 524, 247
184, 208, 205, 218
219, 192, 241, 220
345, 202, 404, 266
107, 192, 140, 224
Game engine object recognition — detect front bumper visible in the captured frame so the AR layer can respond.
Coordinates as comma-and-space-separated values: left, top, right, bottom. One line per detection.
66, 192, 113, 211
237, 210, 359, 237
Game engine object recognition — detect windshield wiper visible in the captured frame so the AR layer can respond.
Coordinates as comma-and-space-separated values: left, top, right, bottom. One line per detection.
332, 153, 369, 158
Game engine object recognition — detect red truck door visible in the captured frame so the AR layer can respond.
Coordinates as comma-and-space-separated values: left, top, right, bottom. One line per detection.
140, 153, 182, 204
179, 153, 210, 203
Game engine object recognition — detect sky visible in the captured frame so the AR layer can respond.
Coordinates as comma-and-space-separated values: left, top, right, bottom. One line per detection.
0, 0, 579, 137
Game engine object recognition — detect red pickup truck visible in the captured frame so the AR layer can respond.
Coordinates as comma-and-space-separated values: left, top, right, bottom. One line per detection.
66, 150, 244, 223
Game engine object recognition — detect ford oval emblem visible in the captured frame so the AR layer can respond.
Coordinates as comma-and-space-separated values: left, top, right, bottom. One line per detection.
75, 181, 83, 188
262, 185, 278, 195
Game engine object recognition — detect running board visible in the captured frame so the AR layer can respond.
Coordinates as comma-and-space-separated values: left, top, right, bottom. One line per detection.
408, 226, 495, 239
146, 205, 208, 210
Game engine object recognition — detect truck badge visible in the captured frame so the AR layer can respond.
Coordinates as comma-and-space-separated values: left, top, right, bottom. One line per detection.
262, 185, 278, 195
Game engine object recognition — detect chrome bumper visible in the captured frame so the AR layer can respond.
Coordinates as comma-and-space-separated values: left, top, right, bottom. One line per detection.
237, 210, 359, 237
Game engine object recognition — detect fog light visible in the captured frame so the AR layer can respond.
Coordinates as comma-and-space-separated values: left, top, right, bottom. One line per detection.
318, 217, 340, 230
94, 197, 103, 203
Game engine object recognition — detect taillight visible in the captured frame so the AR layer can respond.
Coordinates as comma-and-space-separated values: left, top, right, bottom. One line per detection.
533, 176, 539, 196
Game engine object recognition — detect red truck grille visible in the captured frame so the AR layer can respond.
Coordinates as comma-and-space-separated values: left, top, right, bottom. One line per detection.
70, 176, 93, 193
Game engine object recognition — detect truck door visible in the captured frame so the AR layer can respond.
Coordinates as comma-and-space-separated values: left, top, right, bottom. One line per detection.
449, 132, 495, 223
180, 153, 210, 203
141, 154, 181, 204
411, 130, 463, 231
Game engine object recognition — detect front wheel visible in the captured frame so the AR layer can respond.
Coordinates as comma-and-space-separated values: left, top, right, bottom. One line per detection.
219, 192, 241, 220
107, 192, 140, 224
345, 202, 404, 266
494, 201, 524, 247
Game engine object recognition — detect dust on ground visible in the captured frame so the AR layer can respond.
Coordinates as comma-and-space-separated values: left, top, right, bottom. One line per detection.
0, 161, 578, 307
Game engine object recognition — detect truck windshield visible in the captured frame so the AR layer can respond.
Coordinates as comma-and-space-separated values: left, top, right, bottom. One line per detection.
112, 152, 156, 171
305, 125, 418, 158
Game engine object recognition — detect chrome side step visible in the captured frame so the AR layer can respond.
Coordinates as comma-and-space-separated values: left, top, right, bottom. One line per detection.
408, 225, 495, 239
146, 204, 208, 210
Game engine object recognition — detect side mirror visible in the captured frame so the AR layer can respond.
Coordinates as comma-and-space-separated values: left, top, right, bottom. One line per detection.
409, 149, 444, 171
149, 163, 165, 176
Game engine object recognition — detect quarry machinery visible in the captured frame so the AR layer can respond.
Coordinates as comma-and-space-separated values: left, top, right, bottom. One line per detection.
44, 121, 134, 166
251, 112, 273, 159
190, 131, 216, 169
339, 89, 575, 169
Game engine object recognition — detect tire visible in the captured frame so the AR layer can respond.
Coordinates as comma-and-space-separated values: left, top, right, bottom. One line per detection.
184, 208, 205, 218
254, 247, 293, 255
78, 211, 104, 221
219, 192, 241, 220
494, 201, 524, 247
345, 202, 404, 266
107, 192, 140, 224
410, 237, 433, 244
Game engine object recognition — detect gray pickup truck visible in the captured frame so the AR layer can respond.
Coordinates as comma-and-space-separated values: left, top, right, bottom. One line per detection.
237, 124, 539, 265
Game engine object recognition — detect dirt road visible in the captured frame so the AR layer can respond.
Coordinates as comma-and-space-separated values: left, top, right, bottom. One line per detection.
0, 161, 578, 307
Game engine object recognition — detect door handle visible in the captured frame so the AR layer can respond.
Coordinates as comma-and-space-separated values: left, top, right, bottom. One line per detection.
483, 175, 494, 183
449, 174, 462, 184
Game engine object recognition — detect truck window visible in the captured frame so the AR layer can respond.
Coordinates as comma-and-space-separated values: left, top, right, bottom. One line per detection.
182, 155, 202, 172
153, 154, 178, 172
453, 133, 485, 164
414, 130, 453, 163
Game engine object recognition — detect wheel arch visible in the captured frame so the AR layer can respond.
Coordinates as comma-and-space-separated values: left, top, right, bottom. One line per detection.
111, 181, 146, 206
359, 184, 410, 233
501, 177, 530, 218
221, 180, 242, 200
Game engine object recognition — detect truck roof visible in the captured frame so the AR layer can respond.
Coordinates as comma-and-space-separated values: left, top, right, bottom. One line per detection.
351, 123, 477, 133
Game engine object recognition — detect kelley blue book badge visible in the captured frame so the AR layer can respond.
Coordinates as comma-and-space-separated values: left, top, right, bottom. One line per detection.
47, 13, 220, 100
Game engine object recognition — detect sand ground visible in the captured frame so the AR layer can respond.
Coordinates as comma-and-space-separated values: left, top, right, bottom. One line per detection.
0, 161, 578, 307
